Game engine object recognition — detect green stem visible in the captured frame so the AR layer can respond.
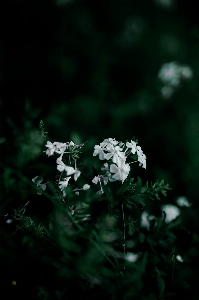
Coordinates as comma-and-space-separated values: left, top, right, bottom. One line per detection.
172, 255, 175, 286
121, 203, 126, 267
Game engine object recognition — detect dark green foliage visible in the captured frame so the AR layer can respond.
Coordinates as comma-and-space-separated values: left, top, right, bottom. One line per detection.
1, 0, 199, 299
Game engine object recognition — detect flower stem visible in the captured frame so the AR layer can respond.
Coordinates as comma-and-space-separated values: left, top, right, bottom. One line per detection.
172, 255, 175, 286
121, 203, 126, 268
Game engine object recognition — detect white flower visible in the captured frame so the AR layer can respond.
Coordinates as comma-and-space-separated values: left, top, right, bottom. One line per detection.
136, 146, 146, 169
180, 66, 193, 79
69, 141, 75, 146
92, 175, 108, 185
138, 153, 146, 169
56, 157, 67, 172
93, 145, 105, 160
126, 140, 137, 154
59, 177, 71, 190
6, 219, 13, 224
65, 165, 76, 176
140, 211, 156, 230
176, 196, 191, 207
54, 142, 67, 154
126, 252, 139, 262
162, 204, 180, 223
136, 145, 144, 157
104, 144, 126, 163
92, 176, 100, 184
45, 141, 57, 156
110, 157, 130, 183
101, 163, 116, 182
176, 255, 183, 263
100, 138, 118, 148
74, 169, 81, 181
158, 62, 181, 87
101, 163, 109, 172
140, 211, 150, 229
56, 157, 76, 177
83, 184, 90, 190
101, 176, 109, 185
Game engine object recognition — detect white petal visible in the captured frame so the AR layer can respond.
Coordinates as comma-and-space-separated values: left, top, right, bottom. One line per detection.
104, 152, 113, 160
112, 172, 122, 181
123, 163, 130, 173
92, 176, 100, 184
83, 184, 90, 190
74, 170, 81, 181
65, 166, 76, 176
99, 151, 105, 160
110, 164, 118, 174
57, 165, 65, 172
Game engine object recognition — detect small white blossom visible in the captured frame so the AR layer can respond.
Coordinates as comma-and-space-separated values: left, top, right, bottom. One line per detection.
162, 204, 180, 223
101, 163, 116, 182
104, 144, 126, 163
74, 169, 81, 181
59, 177, 71, 191
69, 141, 75, 146
92, 175, 109, 185
140, 211, 156, 230
56, 157, 76, 177
110, 157, 130, 183
56, 157, 67, 172
100, 138, 118, 148
54, 142, 67, 154
92, 176, 100, 184
93, 145, 105, 160
158, 62, 181, 87
45, 141, 57, 156
101, 163, 109, 172
180, 66, 193, 79
65, 165, 76, 176
176, 255, 183, 262
101, 176, 109, 185
83, 184, 90, 190
137, 153, 147, 169
126, 252, 139, 262
136, 146, 147, 169
136, 146, 144, 157
126, 140, 137, 154
6, 219, 13, 224
176, 196, 191, 207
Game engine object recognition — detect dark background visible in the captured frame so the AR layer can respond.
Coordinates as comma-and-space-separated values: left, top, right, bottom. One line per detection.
1, 0, 199, 298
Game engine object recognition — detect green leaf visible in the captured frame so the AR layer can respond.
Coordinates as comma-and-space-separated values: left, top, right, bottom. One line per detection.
135, 177, 142, 193
140, 186, 147, 193
139, 251, 148, 273
22, 235, 31, 245
155, 266, 166, 298
157, 276, 165, 298
139, 232, 145, 243
32, 176, 43, 185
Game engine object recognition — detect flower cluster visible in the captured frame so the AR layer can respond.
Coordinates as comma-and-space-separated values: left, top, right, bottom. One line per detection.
33, 137, 146, 196
93, 138, 146, 185
158, 62, 193, 87
44, 140, 84, 194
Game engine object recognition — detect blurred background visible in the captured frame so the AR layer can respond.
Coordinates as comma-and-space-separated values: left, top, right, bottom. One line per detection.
1, 0, 199, 298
